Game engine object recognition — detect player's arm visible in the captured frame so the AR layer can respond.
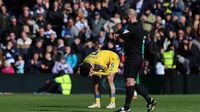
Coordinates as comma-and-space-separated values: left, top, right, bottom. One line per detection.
116, 25, 130, 40
117, 32, 130, 41
116, 24, 135, 41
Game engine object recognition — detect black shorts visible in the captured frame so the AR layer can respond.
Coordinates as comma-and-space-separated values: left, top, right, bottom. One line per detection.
124, 54, 143, 79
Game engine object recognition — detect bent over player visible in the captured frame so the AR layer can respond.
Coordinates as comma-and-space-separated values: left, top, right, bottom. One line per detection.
79, 50, 120, 109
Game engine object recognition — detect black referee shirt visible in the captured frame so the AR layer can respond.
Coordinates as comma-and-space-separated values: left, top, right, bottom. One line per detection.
119, 22, 144, 56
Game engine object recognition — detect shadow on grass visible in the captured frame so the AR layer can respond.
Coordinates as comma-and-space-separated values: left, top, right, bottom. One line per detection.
26, 105, 90, 112
25, 109, 65, 111
25, 108, 94, 112
26, 105, 112, 112
40, 105, 85, 108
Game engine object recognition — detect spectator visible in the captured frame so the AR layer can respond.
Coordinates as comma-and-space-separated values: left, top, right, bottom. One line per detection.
162, 45, 177, 94
2, 41, 16, 64
28, 52, 42, 74
95, 42, 104, 51
27, 39, 44, 60
45, 32, 57, 46
72, 3, 79, 15
25, 18, 39, 38
40, 52, 54, 73
176, 29, 185, 47
44, 23, 57, 38
15, 55, 25, 74
52, 56, 73, 74
91, 11, 106, 38
45, 45, 54, 55
47, 1, 62, 34
103, 13, 121, 33
190, 23, 200, 73
0, 5, 9, 34
8, 32, 17, 47
17, 31, 32, 55
114, 0, 130, 17
33, 0, 47, 17
171, 0, 185, 18
102, 41, 115, 52
57, 38, 65, 53
6, 16, 21, 37
97, 30, 106, 45
64, 46, 78, 70
164, 14, 174, 31
62, 3, 73, 24
191, 0, 200, 16
164, 30, 179, 50
95, 2, 103, 15
75, 12, 91, 40
176, 38, 192, 75
78, 1, 88, 18
18, 6, 33, 25
141, 7, 156, 34
87, 3, 96, 22
183, 6, 193, 26
145, 32, 161, 74
185, 25, 194, 39
36, 14, 46, 28
1, 60, 15, 74
61, 18, 79, 45
193, 14, 200, 33
152, 1, 165, 18
101, 0, 115, 20
43, 0, 50, 9
178, 16, 187, 30
82, 40, 95, 59
71, 37, 84, 65
35, 27, 46, 43
172, 15, 180, 32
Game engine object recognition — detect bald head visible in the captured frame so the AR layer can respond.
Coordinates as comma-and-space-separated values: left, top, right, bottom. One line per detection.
126, 9, 137, 23
126, 9, 137, 17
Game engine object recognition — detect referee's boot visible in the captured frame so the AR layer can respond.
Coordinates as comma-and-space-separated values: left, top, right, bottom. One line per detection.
116, 106, 131, 112
88, 103, 101, 108
147, 98, 157, 112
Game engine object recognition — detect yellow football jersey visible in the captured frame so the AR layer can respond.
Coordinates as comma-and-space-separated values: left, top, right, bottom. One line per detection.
83, 50, 120, 76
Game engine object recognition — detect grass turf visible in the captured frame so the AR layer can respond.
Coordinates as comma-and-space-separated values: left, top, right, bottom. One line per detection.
0, 94, 199, 112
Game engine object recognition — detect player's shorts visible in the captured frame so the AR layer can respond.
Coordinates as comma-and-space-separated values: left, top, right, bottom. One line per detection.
124, 54, 143, 79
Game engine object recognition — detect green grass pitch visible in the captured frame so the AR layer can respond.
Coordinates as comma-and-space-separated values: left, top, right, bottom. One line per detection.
0, 94, 199, 112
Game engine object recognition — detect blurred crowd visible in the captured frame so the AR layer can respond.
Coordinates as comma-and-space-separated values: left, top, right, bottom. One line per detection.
0, 0, 199, 75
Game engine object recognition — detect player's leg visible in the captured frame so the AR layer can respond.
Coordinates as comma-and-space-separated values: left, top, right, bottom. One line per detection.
124, 78, 136, 110
88, 76, 101, 108
118, 56, 156, 112
132, 74, 139, 100
119, 78, 157, 112
106, 73, 116, 109
132, 69, 156, 112
131, 67, 156, 112
117, 61, 137, 112
36, 80, 56, 93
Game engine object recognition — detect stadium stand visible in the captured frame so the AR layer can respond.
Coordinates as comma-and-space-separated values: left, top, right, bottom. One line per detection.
0, 0, 199, 94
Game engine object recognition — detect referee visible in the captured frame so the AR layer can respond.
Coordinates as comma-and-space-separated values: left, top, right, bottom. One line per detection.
116, 9, 157, 112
